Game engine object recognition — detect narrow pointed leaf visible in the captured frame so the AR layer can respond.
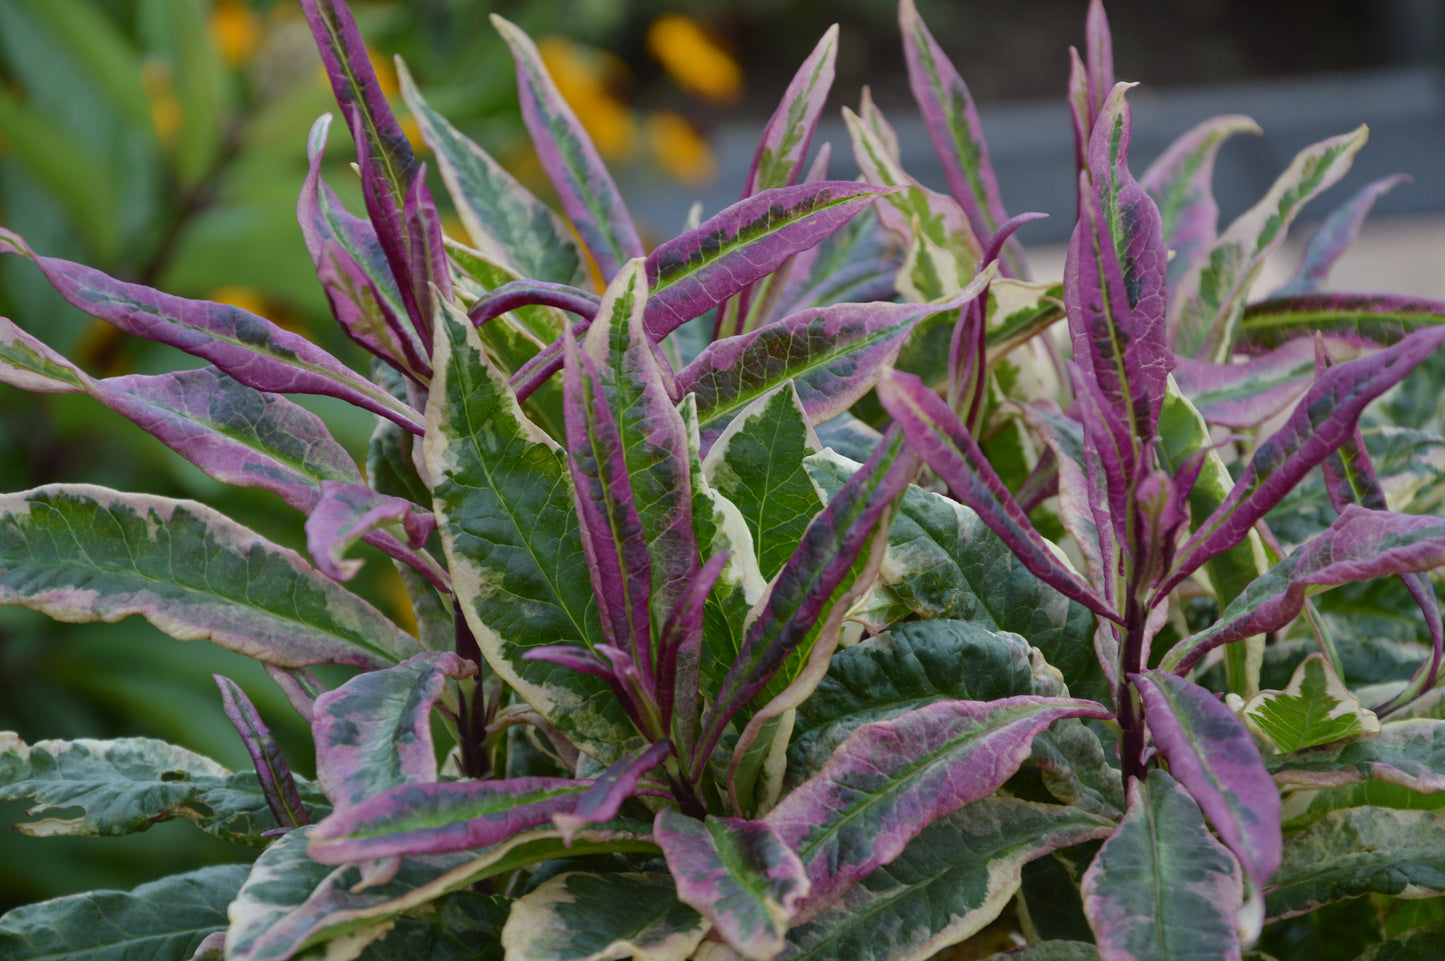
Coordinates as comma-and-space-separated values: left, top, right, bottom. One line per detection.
492, 15, 642, 279
1267, 719, 1445, 793
1140, 115, 1261, 285
398, 61, 586, 286
1172, 339, 1333, 429
984, 279, 1066, 363
0, 229, 424, 434
425, 305, 631, 760
554, 740, 671, 841
767, 695, 1110, 923
0, 485, 420, 669
304, 480, 433, 582
1066, 82, 1172, 450
1171, 126, 1368, 360
1133, 670, 1282, 885
1241, 653, 1380, 752
900, 0, 1021, 275
215, 675, 311, 829
312, 651, 476, 808
877, 370, 1115, 622
1275, 174, 1409, 296
502, 872, 707, 961
0, 315, 84, 392
655, 810, 809, 961
0, 864, 248, 961
742, 25, 837, 197
774, 798, 1114, 961
1237, 291, 1445, 352
1081, 769, 1244, 961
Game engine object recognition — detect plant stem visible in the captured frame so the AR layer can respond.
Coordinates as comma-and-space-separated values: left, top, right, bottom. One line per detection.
1118, 593, 1148, 786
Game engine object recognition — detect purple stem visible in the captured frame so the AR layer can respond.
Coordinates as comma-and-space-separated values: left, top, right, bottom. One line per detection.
467, 281, 601, 328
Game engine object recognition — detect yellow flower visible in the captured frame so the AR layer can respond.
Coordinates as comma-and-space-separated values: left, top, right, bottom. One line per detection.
646, 15, 742, 105
537, 37, 636, 160
141, 60, 182, 148
209, 0, 261, 68
647, 112, 715, 185
206, 286, 271, 319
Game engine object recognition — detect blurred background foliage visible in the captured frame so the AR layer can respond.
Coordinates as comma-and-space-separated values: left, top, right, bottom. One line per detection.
0, 0, 1417, 913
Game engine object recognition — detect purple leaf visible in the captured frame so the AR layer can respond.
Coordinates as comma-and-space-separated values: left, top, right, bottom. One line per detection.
658, 550, 729, 758
655, 810, 809, 961
1160, 325, 1445, 597
1237, 291, 1445, 353
878, 371, 1116, 622
1065, 82, 1172, 452
492, 15, 642, 280
264, 665, 326, 723
900, 0, 1023, 276
215, 675, 310, 828
1133, 670, 1282, 886
311, 651, 476, 808
0, 228, 425, 435
308, 776, 595, 862
303, 480, 434, 582
1164, 506, 1445, 676
767, 695, 1111, 923
1172, 338, 1331, 429
468, 280, 600, 328
1274, 174, 1410, 297
741, 25, 837, 197
1066, 0, 1114, 177
553, 740, 671, 842
1141, 115, 1261, 286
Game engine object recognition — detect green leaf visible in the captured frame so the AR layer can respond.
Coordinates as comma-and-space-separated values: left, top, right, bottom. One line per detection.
425, 303, 631, 761
1242, 653, 1380, 752
992, 944, 1101, 961
342, 891, 511, 961
1352, 918, 1445, 960
0, 864, 248, 961
501, 872, 707, 961
0, 485, 420, 670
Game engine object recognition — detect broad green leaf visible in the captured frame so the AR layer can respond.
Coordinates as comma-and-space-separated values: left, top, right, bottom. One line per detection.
1266, 806, 1445, 920
1171, 126, 1368, 360
0, 864, 248, 961
1081, 769, 1245, 961
775, 798, 1113, 961
703, 383, 823, 581
1352, 918, 1445, 960
1242, 654, 1380, 752
1277, 778, 1445, 834
985, 279, 1066, 363
501, 872, 707, 961
338, 891, 510, 961
1267, 718, 1445, 794
425, 304, 631, 761
994, 944, 1100, 961
0, 733, 326, 844
0, 485, 419, 669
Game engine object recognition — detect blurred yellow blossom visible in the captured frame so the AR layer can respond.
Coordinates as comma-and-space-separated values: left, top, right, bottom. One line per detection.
207, 286, 272, 319
140, 60, 183, 148
647, 112, 715, 185
209, 0, 261, 68
646, 15, 742, 105
538, 37, 636, 160
369, 49, 400, 98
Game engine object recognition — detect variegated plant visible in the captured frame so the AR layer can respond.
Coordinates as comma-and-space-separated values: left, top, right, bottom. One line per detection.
4, 2, 1445, 961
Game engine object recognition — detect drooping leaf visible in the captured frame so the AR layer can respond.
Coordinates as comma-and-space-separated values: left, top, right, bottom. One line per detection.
767, 695, 1110, 923
0, 228, 425, 434
1274, 173, 1409, 297
655, 810, 809, 961
492, 14, 642, 280
1081, 769, 1245, 961
553, 740, 671, 841
425, 304, 631, 761
215, 675, 311, 829
1140, 115, 1261, 286
1242, 653, 1380, 752
1172, 339, 1339, 430
0, 485, 420, 669
1267, 718, 1445, 793
0, 864, 249, 961
1237, 291, 1445, 353
304, 480, 434, 583
502, 872, 707, 961
1133, 670, 1282, 886
398, 60, 586, 286
311, 651, 476, 808
1170, 126, 1368, 360
742, 25, 837, 197
774, 798, 1113, 961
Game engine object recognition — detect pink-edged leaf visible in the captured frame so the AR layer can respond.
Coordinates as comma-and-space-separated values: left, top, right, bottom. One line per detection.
468, 279, 599, 328
742, 25, 837, 197
1133, 670, 1281, 886
1082, 0, 1114, 130
492, 14, 642, 280
308, 776, 594, 862
1237, 291, 1445, 353
1275, 174, 1409, 297
878, 371, 1116, 622
0, 229, 424, 434
1065, 82, 1172, 452
1172, 338, 1337, 430
1082, 769, 1245, 961
1162, 325, 1445, 596
659, 550, 729, 760
264, 665, 326, 723
0, 315, 85, 393
1266, 718, 1445, 792
511, 182, 893, 401
655, 810, 809, 961
303, 480, 433, 582
1070, 367, 1130, 602
0, 485, 420, 670
553, 739, 671, 842
215, 675, 310, 829
1141, 115, 1262, 285
767, 695, 1111, 923
694, 430, 916, 775
524, 644, 616, 682
1165, 506, 1445, 676
900, 0, 1022, 276
311, 651, 476, 809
